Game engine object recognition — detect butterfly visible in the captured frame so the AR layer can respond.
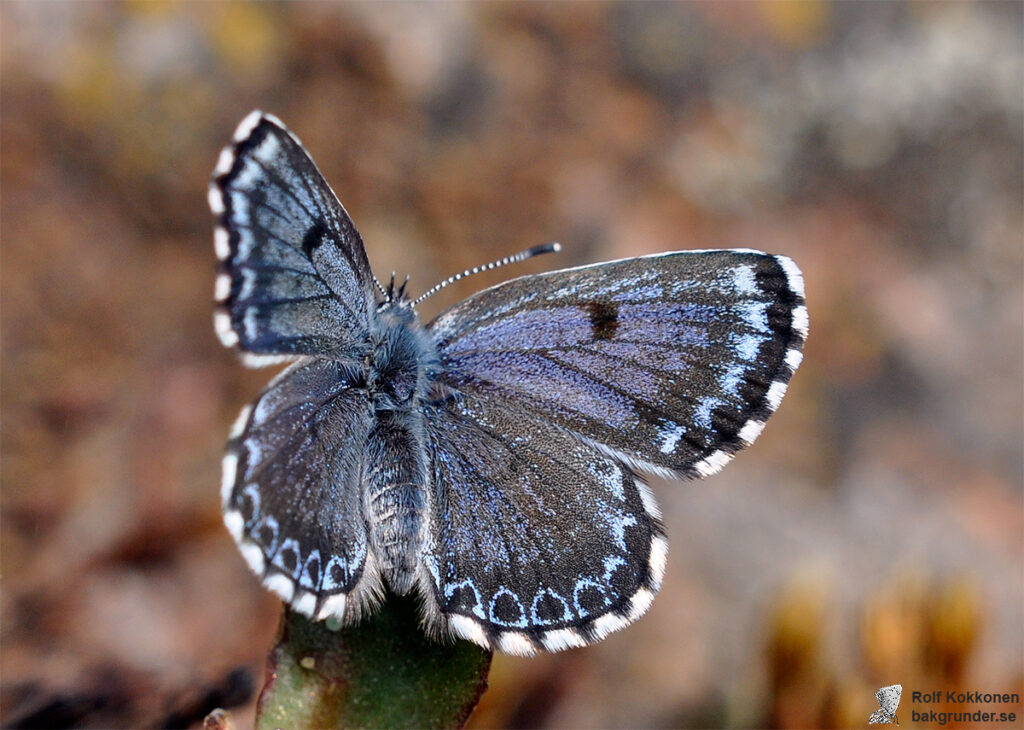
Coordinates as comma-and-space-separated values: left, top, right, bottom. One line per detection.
209, 111, 808, 655
869, 684, 902, 725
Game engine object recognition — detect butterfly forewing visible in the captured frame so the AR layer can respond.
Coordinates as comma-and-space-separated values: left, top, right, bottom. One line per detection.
420, 391, 666, 655
879, 685, 901, 714
429, 251, 807, 479
210, 111, 378, 364
222, 358, 381, 622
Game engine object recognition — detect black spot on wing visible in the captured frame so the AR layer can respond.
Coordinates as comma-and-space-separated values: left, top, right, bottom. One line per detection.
533, 593, 566, 622
585, 301, 619, 341
280, 547, 298, 573
301, 221, 326, 260
305, 555, 321, 585
329, 562, 345, 586
492, 593, 524, 625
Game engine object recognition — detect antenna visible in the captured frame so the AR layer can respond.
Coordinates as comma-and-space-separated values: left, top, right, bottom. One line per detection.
412, 242, 562, 306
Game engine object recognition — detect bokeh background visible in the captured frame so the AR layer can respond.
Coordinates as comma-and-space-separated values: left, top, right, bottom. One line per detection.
2, 2, 1022, 728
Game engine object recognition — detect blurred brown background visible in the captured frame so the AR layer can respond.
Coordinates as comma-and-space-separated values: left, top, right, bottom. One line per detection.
2, 2, 1022, 728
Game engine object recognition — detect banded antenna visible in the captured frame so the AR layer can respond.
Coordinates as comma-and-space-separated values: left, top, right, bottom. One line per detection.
413, 242, 562, 306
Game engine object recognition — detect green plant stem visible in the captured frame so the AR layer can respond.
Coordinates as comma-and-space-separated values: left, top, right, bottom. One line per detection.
256, 593, 492, 730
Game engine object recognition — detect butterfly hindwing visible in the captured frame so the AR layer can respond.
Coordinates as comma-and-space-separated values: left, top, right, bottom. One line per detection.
210, 111, 377, 365
420, 391, 666, 655
429, 250, 807, 479
221, 358, 381, 622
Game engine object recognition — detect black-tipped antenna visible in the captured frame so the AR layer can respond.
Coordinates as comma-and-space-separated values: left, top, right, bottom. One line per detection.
413, 242, 562, 306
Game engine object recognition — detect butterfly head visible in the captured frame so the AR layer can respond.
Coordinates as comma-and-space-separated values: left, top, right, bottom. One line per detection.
376, 273, 420, 330
378, 272, 430, 332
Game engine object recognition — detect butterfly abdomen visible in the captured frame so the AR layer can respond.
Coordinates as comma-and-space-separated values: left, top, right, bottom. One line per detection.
363, 410, 430, 594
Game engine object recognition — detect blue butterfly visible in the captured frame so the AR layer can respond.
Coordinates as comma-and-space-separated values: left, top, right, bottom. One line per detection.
209, 111, 808, 655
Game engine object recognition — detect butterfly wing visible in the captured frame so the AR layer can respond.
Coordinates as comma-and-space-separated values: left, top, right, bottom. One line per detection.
868, 710, 889, 724
420, 391, 666, 655
221, 357, 381, 622
429, 250, 807, 478
210, 111, 377, 365
877, 685, 902, 717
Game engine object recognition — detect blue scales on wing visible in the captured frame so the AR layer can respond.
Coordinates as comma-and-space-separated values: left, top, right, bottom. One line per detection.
209, 111, 378, 364
221, 357, 381, 623
421, 391, 666, 655
429, 250, 808, 479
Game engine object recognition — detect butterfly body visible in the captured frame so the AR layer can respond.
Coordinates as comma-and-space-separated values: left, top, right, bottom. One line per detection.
359, 295, 436, 594
210, 111, 808, 654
